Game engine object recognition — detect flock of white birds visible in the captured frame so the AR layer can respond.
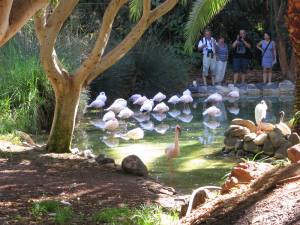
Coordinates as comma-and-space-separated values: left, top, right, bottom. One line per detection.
86, 84, 240, 145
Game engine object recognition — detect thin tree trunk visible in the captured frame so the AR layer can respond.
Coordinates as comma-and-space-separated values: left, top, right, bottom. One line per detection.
46, 77, 81, 153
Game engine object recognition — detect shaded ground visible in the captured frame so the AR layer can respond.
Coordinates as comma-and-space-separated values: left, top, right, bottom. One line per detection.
0, 141, 178, 225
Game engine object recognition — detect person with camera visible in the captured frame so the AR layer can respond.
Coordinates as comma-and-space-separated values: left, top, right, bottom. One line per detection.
256, 32, 277, 85
232, 29, 252, 85
198, 29, 216, 86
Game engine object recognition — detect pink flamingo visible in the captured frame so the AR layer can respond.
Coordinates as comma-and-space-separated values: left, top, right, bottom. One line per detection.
165, 125, 181, 159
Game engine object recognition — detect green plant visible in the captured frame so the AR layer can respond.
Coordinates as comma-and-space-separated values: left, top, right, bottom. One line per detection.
54, 206, 73, 225
92, 207, 132, 224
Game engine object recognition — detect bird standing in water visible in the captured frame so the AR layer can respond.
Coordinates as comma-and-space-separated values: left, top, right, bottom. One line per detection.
255, 100, 268, 134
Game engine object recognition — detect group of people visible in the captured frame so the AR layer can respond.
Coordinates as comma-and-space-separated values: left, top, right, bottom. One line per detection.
198, 29, 277, 86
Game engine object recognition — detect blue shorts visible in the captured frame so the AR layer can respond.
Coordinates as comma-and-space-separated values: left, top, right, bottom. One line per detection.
233, 58, 249, 73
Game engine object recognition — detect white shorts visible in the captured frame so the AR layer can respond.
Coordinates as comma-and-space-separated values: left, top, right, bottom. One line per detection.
202, 55, 216, 77
215, 60, 227, 83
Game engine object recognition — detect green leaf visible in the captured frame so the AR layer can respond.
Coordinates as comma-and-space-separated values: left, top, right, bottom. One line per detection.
129, 0, 144, 22
184, 0, 230, 54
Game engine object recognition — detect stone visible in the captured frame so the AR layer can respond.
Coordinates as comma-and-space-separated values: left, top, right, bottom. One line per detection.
244, 133, 257, 142
288, 132, 300, 145
95, 154, 115, 165
235, 139, 244, 151
215, 85, 230, 95
279, 80, 295, 94
247, 84, 261, 96
231, 118, 257, 133
274, 141, 293, 159
261, 122, 275, 133
253, 133, 268, 145
221, 176, 239, 194
231, 162, 274, 183
269, 128, 286, 148
262, 137, 275, 156
121, 155, 148, 177
224, 136, 241, 150
263, 83, 280, 96
287, 144, 300, 163
224, 125, 250, 138
235, 149, 245, 158
243, 140, 260, 153
275, 123, 291, 136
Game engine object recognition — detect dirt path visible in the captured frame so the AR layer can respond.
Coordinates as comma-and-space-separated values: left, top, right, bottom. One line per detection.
0, 141, 178, 225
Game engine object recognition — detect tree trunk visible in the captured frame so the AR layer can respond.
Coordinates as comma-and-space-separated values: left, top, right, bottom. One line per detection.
46, 77, 82, 153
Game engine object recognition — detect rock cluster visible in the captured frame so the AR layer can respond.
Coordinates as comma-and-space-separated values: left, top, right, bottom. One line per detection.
121, 155, 148, 177
224, 118, 299, 158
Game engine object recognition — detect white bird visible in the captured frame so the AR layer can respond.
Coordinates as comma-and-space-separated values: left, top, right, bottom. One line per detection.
103, 111, 115, 122
133, 96, 148, 105
129, 94, 142, 102
168, 95, 180, 106
140, 121, 154, 131
87, 99, 105, 109
227, 90, 239, 99
153, 92, 166, 102
105, 98, 127, 113
121, 128, 144, 140
133, 112, 150, 122
203, 120, 220, 129
118, 107, 134, 119
96, 92, 107, 103
177, 114, 193, 123
155, 123, 170, 134
255, 100, 268, 133
168, 109, 181, 118
104, 118, 119, 132
152, 112, 167, 122
153, 102, 169, 114
180, 94, 193, 104
140, 99, 154, 113
101, 136, 119, 148
204, 93, 223, 103
202, 106, 222, 117
165, 125, 181, 159
183, 89, 192, 96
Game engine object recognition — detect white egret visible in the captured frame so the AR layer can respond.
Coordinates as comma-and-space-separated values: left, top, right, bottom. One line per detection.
96, 92, 107, 103
87, 99, 105, 109
254, 100, 268, 133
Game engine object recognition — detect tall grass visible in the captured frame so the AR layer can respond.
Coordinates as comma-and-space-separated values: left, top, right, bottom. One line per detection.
0, 26, 54, 134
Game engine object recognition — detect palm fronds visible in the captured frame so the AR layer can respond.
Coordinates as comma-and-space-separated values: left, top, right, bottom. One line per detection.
129, 0, 143, 22
184, 0, 230, 53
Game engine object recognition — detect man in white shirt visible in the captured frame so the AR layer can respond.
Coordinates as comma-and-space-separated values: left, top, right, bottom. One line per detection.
198, 29, 216, 86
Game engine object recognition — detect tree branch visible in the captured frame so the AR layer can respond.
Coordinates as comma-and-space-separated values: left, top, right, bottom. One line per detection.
74, 0, 128, 82
0, 0, 48, 47
84, 0, 177, 85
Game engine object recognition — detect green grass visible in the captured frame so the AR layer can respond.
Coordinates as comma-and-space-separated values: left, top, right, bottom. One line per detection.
30, 200, 73, 224
92, 205, 179, 225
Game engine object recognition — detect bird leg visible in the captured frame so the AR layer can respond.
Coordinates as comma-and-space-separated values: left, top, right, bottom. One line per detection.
256, 122, 263, 135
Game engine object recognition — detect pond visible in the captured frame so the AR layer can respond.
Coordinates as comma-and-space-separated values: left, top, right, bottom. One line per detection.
73, 95, 294, 194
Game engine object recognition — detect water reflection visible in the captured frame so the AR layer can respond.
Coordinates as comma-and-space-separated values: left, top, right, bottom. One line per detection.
74, 96, 294, 193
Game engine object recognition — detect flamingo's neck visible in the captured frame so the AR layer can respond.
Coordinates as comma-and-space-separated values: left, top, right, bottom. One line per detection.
174, 130, 179, 151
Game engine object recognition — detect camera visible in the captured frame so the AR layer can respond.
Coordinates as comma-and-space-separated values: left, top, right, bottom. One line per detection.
207, 49, 214, 58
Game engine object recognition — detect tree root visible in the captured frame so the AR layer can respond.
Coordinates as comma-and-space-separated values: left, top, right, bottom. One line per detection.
180, 163, 300, 225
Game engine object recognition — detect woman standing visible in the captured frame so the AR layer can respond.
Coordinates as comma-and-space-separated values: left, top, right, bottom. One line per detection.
215, 36, 228, 85
256, 32, 277, 84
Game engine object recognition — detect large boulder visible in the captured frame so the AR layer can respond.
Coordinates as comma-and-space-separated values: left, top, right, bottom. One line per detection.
231, 119, 256, 133
95, 154, 115, 165
224, 136, 241, 151
121, 155, 148, 177
287, 144, 300, 163
262, 136, 275, 156
268, 127, 286, 148
261, 122, 275, 133
253, 133, 268, 145
243, 140, 260, 153
275, 124, 291, 136
274, 141, 293, 159
244, 133, 257, 142
224, 125, 250, 138
288, 132, 300, 145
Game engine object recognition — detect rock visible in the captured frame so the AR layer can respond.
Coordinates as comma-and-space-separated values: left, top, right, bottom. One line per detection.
215, 85, 230, 95
79, 149, 95, 159
231, 118, 256, 133
287, 144, 300, 163
247, 84, 261, 96
253, 133, 268, 145
263, 83, 280, 96
262, 136, 275, 156
221, 176, 239, 194
236, 149, 245, 158
224, 125, 250, 138
121, 155, 148, 177
244, 133, 257, 142
95, 154, 115, 165
243, 140, 260, 153
279, 80, 295, 94
235, 139, 244, 151
274, 141, 293, 159
288, 132, 300, 145
224, 136, 241, 150
231, 162, 274, 183
269, 128, 286, 148
261, 122, 275, 132
275, 123, 291, 136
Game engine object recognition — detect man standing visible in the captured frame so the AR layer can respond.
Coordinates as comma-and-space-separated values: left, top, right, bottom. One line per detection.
232, 30, 252, 85
198, 29, 216, 86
